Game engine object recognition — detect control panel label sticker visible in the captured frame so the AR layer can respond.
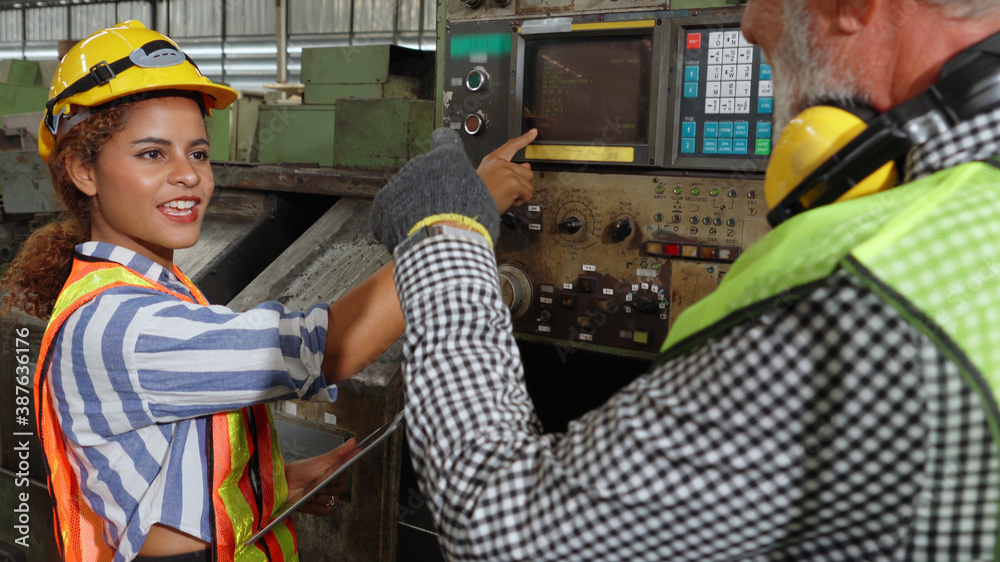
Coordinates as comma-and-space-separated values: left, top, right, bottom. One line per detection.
582, 264, 597, 272
603, 288, 614, 295
563, 283, 574, 290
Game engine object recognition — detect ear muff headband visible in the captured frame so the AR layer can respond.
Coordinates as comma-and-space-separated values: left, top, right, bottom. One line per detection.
766, 30, 1000, 227
764, 104, 898, 210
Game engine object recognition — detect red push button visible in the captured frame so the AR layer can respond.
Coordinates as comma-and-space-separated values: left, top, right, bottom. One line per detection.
464, 114, 483, 135
663, 243, 681, 256
687, 33, 702, 50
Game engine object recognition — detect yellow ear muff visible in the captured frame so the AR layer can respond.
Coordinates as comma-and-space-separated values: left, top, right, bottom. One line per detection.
764, 105, 898, 211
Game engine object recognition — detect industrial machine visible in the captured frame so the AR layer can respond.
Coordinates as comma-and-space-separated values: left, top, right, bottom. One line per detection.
1, 1, 769, 561
393, 0, 772, 559
441, 0, 771, 359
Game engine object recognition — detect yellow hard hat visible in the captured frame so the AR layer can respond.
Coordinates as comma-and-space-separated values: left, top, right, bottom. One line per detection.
38, 20, 238, 162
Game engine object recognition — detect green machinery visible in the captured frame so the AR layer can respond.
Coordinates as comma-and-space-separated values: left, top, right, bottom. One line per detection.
255, 45, 435, 169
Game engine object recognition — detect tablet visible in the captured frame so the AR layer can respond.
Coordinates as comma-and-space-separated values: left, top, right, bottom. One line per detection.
245, 410, 405, 546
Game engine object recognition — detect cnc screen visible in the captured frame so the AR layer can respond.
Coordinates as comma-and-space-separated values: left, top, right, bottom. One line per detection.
522, 36, 652, 144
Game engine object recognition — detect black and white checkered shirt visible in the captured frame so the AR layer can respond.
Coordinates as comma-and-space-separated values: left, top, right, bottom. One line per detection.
395, 107, 1000, 561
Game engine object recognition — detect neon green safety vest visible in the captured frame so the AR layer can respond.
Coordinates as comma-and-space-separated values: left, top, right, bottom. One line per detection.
658, 158, 1000, 556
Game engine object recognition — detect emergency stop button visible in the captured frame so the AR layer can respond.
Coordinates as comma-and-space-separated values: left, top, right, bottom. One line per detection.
464, 114, 483, 135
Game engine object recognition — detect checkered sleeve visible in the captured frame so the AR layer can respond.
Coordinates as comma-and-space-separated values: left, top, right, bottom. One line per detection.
395, 237, 996, 561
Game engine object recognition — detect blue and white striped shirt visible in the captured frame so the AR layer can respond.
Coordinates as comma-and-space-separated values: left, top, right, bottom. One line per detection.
47, 242, 335, 561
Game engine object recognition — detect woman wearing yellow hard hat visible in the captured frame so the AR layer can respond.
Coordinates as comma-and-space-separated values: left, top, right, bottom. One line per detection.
1, 18, 533, 560
1, 20, 393, 562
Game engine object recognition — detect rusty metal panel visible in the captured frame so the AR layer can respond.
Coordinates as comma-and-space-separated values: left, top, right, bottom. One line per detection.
211, 162, 392, 199
495, 171, 767, 358
0, 151, 61, 214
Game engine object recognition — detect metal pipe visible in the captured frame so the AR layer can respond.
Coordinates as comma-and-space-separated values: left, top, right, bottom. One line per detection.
220, 0, 227, 84
276, 0, 287, 98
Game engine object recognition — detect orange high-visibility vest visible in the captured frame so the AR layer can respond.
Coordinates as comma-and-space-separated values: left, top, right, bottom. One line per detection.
33, 255, 299, 561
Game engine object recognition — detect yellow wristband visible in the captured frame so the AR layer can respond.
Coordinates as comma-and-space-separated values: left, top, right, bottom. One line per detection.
407, 214, 494, 247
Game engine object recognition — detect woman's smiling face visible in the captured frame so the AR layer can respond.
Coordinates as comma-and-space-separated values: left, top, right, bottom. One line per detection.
70, 95, 213, 267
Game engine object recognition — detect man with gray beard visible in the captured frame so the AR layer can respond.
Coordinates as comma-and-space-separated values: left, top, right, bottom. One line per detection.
368, 0, 1000, 560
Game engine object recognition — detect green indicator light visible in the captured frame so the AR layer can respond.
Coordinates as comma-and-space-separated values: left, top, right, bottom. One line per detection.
656, 185, 665, 194
652, 263, 661, 271
467, 71, 483, 90
654, 213, 663, 222
691, 188, 701, 196
673, 187, 683, 195
451, 34, 512, 57
710, 188, 719, 197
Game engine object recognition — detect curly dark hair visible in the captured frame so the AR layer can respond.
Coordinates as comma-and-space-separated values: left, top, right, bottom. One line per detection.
1, 104, 134, 319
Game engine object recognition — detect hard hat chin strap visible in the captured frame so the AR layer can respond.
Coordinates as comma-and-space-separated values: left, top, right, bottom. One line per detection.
43, 39, 199, 135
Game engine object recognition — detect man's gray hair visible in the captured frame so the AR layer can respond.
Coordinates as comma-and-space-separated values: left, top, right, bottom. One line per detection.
923, 0, 1000, 18
787, 0, 1000, 19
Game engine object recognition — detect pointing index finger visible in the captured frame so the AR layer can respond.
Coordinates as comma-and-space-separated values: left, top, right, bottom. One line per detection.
493, 128, 538, 161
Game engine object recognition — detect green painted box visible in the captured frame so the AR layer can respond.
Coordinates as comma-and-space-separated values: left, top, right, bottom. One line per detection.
332, 99, 434, 171
300, 45, 434, 105
255, 104, 337, 166
304, 77, 420, 105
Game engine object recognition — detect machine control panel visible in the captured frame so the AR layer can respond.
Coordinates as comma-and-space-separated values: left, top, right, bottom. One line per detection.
441, 6, 771, 357
496, 171, 769, 356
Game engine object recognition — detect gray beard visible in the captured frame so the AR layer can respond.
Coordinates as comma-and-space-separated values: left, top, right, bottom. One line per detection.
770, 1, 871, 137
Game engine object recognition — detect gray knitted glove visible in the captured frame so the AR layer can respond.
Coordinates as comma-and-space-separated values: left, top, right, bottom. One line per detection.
370, 128, 499, 253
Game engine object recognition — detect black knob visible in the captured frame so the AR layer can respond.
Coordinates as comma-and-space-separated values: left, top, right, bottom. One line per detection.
558, 217, 583, 234
612, 218, 633, 241
634, 296, 656, 314
461, 0, 485, 8
501, 212, 525, 231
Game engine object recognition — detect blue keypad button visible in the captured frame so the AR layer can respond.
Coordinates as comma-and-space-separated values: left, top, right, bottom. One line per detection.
684, 82, 699, 98
734, 139, 748, 155
718, 122, 734, 138
682, 122, 697, 138
758, 97, 773, 114
718, 139, 733, 154
681, 138, 696, 154
703, 139, 718, 155
734, 122, 749, 138
760, 64, 772, 80
684, 66, 700, 82
756, 121, 772, 139
703, 122, 719, 138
